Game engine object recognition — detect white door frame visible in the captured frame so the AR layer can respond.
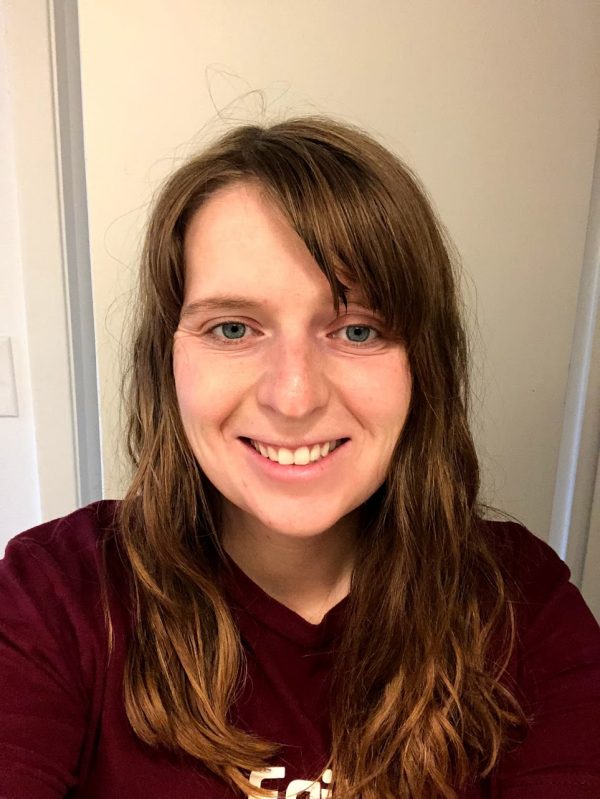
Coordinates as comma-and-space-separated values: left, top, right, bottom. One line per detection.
550, 125, 600, 594
3, 0, 101, 519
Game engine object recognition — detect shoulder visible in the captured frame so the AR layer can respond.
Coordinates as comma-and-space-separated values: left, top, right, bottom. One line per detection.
477, 516, 600, 674
477, 524, 600, 790
0, 500, 130, 691
1, 500, 126, 633
5, 499, 120, 555
3, 499, 120, 578
0, 502, 126, 796
478, 516, 572, 613
479, 515, 600, 682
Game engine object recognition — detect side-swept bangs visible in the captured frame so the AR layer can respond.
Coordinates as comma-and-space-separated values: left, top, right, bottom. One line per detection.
152, 117, 457, 359
234, 119, 449, 351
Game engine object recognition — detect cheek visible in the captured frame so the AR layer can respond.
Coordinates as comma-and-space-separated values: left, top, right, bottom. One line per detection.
172, 341, 215, 426
393, 367, 413, 418
342, 354, 412, 428
172, 342, 195, 417
172, 341, 245, 431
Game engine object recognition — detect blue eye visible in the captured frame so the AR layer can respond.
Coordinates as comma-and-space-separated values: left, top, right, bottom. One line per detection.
344, 325, 375, 344
211, 322, 247, 340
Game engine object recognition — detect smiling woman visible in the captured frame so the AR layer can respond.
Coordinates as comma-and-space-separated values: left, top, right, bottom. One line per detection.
1, 116, 600, 799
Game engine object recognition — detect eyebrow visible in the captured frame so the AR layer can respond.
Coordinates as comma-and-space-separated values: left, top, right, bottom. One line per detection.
179, 293, 370, 318
181, 295, 266, 317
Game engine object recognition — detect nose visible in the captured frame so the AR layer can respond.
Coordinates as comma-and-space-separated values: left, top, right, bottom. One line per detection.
255, 333, 330, 419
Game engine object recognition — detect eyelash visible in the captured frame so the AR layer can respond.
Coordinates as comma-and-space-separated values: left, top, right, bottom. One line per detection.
204, 320, 383, 348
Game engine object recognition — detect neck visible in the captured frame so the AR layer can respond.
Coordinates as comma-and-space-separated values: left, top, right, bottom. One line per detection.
221, 509, 360, 624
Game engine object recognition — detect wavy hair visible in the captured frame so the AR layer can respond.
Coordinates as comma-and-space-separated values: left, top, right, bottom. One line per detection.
110, 116, 530, 798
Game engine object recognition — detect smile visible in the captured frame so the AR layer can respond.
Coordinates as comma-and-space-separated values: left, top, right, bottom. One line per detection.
240, 437, 348, 466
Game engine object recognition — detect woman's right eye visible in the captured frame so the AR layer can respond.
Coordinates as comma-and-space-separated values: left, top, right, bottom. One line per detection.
205, 321, 252, 344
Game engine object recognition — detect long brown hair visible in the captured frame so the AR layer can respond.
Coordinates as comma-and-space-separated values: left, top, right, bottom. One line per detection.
112, 116, 530, 798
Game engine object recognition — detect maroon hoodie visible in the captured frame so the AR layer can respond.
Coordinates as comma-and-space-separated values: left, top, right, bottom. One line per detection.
0, 501, 599, 798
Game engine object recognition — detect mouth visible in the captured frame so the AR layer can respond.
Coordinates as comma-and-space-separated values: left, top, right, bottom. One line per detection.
239, 436, 350, 467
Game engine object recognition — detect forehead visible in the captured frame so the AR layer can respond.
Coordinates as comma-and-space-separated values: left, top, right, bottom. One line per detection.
182, 181, 368, 311
184, 181, 291, 258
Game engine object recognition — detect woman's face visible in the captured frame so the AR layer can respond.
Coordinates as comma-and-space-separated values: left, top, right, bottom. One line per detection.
173, 181, 412, 542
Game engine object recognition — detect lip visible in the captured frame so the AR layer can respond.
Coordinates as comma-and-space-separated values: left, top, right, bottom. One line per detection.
239, 437, 350, 482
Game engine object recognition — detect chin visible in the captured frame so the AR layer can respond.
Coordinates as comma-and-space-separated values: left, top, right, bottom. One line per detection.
256, 509, 356, 539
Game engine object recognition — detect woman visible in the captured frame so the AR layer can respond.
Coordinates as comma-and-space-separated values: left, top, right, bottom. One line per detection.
1, 116, 599, 799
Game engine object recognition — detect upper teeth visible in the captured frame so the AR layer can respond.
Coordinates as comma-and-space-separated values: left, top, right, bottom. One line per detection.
250, 439, 341, 465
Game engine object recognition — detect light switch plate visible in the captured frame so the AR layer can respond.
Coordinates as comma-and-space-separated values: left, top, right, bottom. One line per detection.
0, 337, 19, 417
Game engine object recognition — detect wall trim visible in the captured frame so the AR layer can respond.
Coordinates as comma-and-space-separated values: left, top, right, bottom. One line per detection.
549, 124, 600, 586
50, 0, 103, 504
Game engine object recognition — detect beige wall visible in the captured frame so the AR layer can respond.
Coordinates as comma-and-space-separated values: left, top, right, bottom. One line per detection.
78, 0, 600, 545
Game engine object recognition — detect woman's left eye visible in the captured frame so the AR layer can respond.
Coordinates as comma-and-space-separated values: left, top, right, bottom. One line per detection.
336, 324, 380, 345
328, 324, 382, 346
